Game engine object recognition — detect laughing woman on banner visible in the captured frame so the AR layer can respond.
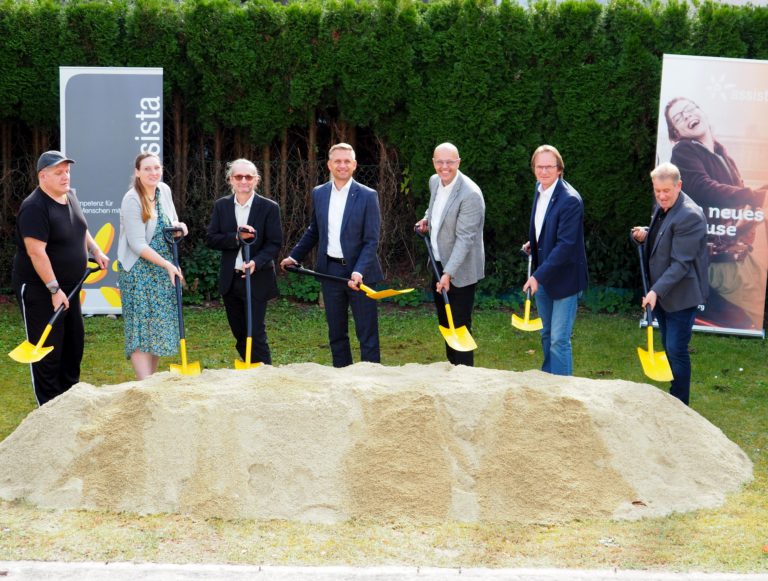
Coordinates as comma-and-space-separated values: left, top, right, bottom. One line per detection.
117, 153, 188, 379
664, 97, 768, 330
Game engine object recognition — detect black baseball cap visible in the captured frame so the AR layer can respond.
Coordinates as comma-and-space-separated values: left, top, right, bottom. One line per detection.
37, 150, 75, 172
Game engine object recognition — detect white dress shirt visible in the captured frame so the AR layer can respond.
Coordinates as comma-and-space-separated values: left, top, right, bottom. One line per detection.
234, 193, 254, 270
327, 179, 351, 259
534, 179, 558, 242
430, 173, 458, 262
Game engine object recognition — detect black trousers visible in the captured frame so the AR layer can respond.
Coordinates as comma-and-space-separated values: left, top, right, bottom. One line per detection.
222, 273, 271, 365
15, 282, 84, 406
432, 265, 476, 367
321, 260, 380, 368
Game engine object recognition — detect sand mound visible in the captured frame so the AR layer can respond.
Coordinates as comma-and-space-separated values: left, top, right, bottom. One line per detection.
0, 363, 753, 523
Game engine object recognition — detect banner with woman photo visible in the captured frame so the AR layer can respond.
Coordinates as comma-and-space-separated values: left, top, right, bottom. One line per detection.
656, 54, 768, 337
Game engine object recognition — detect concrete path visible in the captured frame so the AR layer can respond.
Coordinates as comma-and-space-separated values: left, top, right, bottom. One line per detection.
1, 562, 767, 581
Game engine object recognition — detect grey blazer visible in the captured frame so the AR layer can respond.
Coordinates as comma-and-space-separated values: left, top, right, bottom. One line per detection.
426, 171, 485, 288
647, 191, 709, 312
117, 182, 180, 272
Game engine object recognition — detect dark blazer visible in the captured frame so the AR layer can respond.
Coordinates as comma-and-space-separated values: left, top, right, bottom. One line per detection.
206, 193, 282, 300
528, 178, 588, 300
646, 191, 709, 312
290, 179, 383, 284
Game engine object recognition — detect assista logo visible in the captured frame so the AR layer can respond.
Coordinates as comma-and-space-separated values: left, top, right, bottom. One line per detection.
707, 73, 768, 103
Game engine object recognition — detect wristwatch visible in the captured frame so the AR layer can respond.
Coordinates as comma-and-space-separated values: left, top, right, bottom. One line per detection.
46, 280, 60, 294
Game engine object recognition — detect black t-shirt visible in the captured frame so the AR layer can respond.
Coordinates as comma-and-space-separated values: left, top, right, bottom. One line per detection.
12, 187, 88, 286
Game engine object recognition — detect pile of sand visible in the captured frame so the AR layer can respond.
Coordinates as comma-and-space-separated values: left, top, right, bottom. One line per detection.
0, 363, 753, 523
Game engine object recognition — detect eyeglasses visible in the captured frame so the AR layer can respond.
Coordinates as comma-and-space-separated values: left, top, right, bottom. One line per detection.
534, 165, 558, 172
232, 174, 256, 182
433, 159, 460, 167
670, 103, 699, 125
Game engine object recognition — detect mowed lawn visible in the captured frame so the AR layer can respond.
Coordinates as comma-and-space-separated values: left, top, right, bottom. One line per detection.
0, 299, 766, 571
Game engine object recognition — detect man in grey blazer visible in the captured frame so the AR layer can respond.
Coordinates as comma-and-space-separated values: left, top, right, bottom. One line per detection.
416, 143, 485, 366
632, 162, 708, 405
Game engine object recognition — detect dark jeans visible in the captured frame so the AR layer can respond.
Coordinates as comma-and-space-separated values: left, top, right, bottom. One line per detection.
653, 304, 697, 406
432, 266, 476, 367
321, 260, 380, 368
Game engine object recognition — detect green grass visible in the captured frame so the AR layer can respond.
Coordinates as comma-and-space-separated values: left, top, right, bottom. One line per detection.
0, 299, 766, 571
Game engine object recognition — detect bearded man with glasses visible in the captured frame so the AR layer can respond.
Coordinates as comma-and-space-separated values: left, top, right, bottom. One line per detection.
206, 158, 282, 365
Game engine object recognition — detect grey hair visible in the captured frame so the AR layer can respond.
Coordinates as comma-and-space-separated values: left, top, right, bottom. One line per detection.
225, 158, 259, 180
650, 162, 681, 183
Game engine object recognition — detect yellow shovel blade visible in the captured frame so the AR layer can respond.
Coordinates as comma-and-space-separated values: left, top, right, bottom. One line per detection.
8, 340, 54, 363
9, 323, 56, 363
170, 339, 201, 375
637, 326, 673, 382
637, 347, 673, 382
170, 361, 201, 375
511, 299, 543, 331
234, 359, 263, 370
234, 339, 263, 369
511, 313, 543, 331
358, 283, 414, 300
439, 324, 477, 352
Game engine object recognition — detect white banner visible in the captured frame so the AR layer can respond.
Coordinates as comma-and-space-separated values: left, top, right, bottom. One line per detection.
656, 54, 768, 338
60, 66, 163, 315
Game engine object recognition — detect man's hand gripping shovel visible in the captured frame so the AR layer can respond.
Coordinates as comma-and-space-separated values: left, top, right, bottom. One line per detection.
234, 227, 262, 370
9, 260, 102, 363
511, 252, 543, 332
630, 231, 673, 382
415, 229, 477, 352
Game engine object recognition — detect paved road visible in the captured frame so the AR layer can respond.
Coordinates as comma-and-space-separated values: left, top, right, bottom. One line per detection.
2, 563, 767, 581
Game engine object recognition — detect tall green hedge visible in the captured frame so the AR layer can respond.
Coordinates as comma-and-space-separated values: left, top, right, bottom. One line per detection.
1, 0, 766, 294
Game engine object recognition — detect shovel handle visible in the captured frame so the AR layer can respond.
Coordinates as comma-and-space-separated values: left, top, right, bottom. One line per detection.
285, 264, 352, 285
163, 227, 187, 338
523, 253, 535, 301
49, 261, 102, 327
162, 226, 185, 248
238, 229, 254, 342
415, 230, 453, 306
237, 226, 258, 247
629, 230, 657, 327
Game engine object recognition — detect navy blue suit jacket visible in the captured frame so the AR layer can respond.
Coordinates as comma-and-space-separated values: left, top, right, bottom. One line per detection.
528, 178, 588, 300
290, 179, 383, 284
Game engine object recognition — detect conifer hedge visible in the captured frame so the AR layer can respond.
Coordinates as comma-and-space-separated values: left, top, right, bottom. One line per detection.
1, 0, 766, 295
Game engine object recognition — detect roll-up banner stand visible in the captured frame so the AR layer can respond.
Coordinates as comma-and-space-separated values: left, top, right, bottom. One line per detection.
60, 66, 163, 315
656, 54, 768, 338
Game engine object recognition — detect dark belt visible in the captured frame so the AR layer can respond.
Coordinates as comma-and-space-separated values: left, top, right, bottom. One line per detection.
327, 255, 347, 265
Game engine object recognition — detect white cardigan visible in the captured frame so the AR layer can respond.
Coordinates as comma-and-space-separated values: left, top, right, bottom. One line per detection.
117, 182, 179, 272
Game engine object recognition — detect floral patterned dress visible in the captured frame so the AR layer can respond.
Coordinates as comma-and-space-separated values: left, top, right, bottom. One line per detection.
119, 197, 179, 358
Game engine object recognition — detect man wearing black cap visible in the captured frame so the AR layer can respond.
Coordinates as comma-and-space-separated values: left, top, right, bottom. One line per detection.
12, 150, 109, 406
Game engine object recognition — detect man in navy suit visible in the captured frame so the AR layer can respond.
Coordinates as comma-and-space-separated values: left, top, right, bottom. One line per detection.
523, 145, 588, 376
632, 162, 708, 405
280, 143, 383, 367
206, 159, 282, 365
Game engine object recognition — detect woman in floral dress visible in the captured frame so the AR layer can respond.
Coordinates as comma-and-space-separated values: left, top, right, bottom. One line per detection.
117, 153, 188, 379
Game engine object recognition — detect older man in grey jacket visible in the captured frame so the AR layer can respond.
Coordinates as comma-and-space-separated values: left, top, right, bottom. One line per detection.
416, 142, 485, 366
632, 162, 708, 405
